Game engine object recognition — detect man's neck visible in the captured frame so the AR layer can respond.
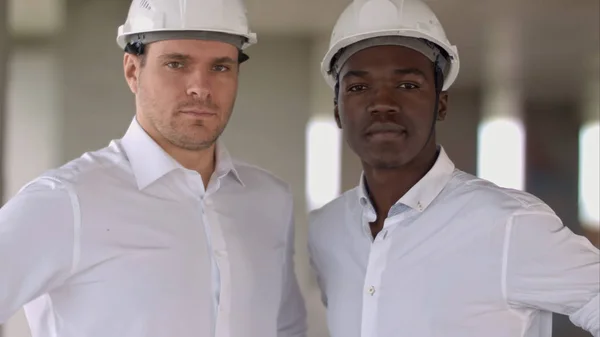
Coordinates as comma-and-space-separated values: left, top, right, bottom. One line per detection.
137, 116, 216, 188
363, 148, 439, 219
166, 144, 216, 188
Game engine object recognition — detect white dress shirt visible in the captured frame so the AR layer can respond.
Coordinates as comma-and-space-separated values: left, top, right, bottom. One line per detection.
308, 146, 599, 337
0, 117, 307, 337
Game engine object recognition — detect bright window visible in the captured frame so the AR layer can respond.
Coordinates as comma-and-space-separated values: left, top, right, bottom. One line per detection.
477, 117, 526, 190
579, 122, 600, 229
305, 117, 342, 211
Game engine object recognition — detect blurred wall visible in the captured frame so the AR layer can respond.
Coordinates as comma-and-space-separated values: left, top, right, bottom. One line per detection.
2, 44, 63, 337
1, 0, 598, 336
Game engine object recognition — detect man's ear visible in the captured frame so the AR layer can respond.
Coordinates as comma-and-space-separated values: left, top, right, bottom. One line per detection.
437, 91, 449, 121
123, 53, 141, 94
334, 104, 342, 129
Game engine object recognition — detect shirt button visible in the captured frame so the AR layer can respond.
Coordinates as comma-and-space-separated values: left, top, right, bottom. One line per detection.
367, 286, 376, 296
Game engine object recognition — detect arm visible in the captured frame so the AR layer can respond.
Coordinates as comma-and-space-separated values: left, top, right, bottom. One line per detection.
505, 209, 600, 336
277, 198, 307, 337
0, 178, 77, 323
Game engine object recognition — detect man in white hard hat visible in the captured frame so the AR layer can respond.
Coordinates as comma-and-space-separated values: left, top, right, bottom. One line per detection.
308, 0, 600, 336
0, 0, 307, 336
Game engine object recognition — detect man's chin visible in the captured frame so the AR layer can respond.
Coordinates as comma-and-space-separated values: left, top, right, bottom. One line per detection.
360, 146, 411, 169
177, 141, 216, 152
369, 158, 407, 170
167, 133, 218, 152
360, 153, 402, 169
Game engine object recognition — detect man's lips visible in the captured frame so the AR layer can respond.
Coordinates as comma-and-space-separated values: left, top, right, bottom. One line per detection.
181, 109, 217, 117
365, 123, 407, 136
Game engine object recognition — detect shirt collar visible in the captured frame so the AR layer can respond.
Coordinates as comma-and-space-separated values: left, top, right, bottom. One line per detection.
357, 146, 455, 213
120, 116, 244, 190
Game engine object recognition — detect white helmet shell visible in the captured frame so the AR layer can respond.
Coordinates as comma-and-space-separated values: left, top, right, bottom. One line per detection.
321, 0, 459, 91
116, 0, 257, 50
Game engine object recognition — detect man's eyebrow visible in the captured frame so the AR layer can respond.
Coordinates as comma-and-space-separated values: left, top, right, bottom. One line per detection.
157, 54, 238, 65
213, 56, 237, 65
342, 68, 427, 81
394, 68, 427, 78
342, 70, 369, 81
158, 53, 191, 62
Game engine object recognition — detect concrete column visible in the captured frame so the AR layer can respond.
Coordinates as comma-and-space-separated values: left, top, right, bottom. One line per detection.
481, 20, 523, 121
306, 35, 348, 207
478, 19, 526, 191
308, 35, 334, 119
302, 35, 341, 337
581, 58, 600, 125
308, 35, 363, 194
0, 0, 7, 332
0, 0, 8, 206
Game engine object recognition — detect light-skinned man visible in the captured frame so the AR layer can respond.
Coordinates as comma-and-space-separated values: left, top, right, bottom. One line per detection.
0, 1, 307, 336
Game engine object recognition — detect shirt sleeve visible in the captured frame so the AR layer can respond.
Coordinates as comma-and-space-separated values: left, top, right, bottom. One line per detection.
277, 197, 307, 337
505, 210, 600, 336
0, 178, 78, 323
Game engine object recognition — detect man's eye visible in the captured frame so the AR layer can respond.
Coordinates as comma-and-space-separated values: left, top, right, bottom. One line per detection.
347, 84, 367, 92
213, 65, 230, 72
166, 62, 183, 69
398, 83, 419, 89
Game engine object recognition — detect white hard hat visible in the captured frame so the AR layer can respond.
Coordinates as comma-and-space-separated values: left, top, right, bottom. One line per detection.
321, 0, 460, 91
116, 0, 257, 51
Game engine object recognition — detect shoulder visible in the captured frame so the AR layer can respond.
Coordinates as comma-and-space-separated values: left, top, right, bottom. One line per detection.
447, 169, 555, 217
17, 141, 132, 198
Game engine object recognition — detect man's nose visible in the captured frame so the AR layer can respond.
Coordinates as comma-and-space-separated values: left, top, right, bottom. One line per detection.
186, 70, 211, 100
367, 87, 400, 116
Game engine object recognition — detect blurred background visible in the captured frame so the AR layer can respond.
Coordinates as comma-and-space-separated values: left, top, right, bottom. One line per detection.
0, 0, 598, 336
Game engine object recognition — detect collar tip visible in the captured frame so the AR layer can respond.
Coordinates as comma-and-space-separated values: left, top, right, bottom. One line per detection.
234, 174, 245, 186
136, 179, 150, 191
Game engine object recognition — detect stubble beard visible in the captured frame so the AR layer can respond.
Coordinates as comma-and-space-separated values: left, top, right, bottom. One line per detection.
137, 84, 226, 152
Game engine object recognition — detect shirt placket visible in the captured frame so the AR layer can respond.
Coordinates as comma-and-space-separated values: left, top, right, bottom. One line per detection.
361, 209, 395, 337
204, 182, 231, 337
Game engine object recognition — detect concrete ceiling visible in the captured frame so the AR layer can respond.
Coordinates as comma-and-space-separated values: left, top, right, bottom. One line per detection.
8, 0, 600, 100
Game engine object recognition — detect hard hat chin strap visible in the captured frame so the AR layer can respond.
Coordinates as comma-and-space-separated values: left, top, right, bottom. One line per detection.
124, 41, 145, 55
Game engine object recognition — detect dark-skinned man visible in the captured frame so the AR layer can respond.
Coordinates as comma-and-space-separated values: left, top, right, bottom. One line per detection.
308, 0, 600, 336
